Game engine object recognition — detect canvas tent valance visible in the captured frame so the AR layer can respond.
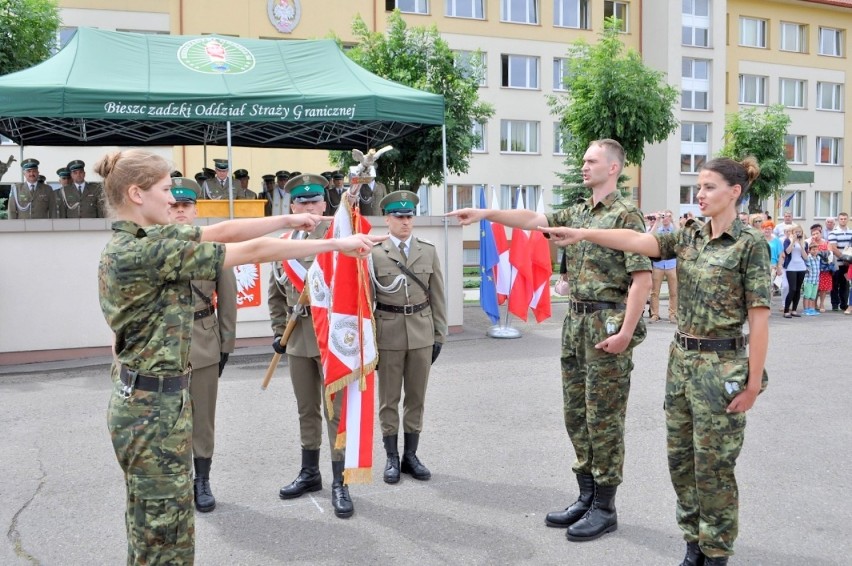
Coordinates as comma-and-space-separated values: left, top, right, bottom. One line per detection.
0, 28, 444, 149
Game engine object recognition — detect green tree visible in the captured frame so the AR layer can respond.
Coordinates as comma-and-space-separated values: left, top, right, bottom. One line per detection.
719, 105, 791, 213
330, 11, 493, 193
0, 0, 61, 76
548, 18, 679, 208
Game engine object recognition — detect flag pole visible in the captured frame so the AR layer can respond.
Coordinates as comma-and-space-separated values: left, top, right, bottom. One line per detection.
487, 267, 521, 338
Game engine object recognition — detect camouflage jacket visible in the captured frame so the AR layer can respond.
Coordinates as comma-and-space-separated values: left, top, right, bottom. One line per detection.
546, 191, 651, 303
98, 221, 225, 376
655, 218, 771, 338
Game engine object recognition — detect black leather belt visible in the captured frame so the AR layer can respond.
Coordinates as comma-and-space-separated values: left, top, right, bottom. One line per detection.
675, 331, 748, 352
194, 305, 215, 320
570, 300, 626, 314
119, 365, 191, 394
375, 301, 430, 315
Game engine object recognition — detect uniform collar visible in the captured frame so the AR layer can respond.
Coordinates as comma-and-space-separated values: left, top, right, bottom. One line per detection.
111, 220, 147, 237
584, 189, 620, 210
698, 217, 743, 242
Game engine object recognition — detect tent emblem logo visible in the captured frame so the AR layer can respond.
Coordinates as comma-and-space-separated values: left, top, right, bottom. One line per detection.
268, 0, 301, 34
178, 38, 256, 75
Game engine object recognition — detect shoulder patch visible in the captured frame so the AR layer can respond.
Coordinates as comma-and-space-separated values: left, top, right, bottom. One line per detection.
416, 237, 435, 246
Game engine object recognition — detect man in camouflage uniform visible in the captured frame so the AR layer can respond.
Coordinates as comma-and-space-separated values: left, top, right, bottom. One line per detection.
268, 174, 353, 518
168, 178, 238, 513
7, 158, 56, 219
64, 159, 106, 217
448, 139, 651, 542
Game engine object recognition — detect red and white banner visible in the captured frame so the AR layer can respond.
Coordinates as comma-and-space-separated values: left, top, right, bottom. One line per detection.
490, 187, 511, 304
279, 231, 307, 293
307, 196, 376, 483
234, 264, 262, 308
529, 194, 552, 322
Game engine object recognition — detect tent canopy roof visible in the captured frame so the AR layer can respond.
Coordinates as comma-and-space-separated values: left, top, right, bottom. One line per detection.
0, 28, 444, 149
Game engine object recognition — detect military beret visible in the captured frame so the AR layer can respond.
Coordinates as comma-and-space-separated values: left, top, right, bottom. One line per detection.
381, 190, 419, 217
170, 170, 183, 178
262, 174, 275, 182
275, 170, 290, 179
170, 177, 201, 203
56, 168, 70, 178
67, 159, 85, 171
331, 171, 345, 180
213, 158, 229, 170
21, 158, 40, 170
283, 173, 327, 203
233, 169, 249, 179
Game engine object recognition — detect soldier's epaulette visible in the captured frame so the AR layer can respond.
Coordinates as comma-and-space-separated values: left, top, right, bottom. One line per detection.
415, 237, 435, 247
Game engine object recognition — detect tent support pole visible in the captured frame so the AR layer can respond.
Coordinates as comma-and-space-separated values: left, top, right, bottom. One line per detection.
441, 124, 449, 296
227, 121, 234, 220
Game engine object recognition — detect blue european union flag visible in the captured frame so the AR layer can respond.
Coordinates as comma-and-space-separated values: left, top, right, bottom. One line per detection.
479, 187, 500, 324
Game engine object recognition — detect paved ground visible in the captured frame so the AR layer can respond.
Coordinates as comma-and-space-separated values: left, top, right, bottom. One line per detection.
1, 300, 850, 565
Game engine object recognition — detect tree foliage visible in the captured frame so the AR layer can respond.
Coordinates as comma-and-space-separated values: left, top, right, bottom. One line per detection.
719, 105, 791, 213
329, 11, 493, 193
0, 0, 61, 76
548, 18, 678, 207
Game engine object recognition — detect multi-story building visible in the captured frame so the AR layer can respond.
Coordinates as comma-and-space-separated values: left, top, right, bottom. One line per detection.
3, 0, 850, 255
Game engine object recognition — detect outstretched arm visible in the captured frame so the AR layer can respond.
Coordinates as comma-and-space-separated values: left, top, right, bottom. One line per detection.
537, 226, 662, 258
222, 233, 387, 269
201, 213, 330, 243
447, 208, 546, 231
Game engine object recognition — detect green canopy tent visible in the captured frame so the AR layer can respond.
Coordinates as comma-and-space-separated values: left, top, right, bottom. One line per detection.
0, 28, 444, 150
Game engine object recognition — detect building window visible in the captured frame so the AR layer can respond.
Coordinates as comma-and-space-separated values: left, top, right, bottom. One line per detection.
553, 122, 570, 155
553, 57, 569, 91
681, 122, 709, 174
501, 54, 539, 89
786, 190, 806, 218
446, 184, 476, 211
604, 1, 629, 32
499, 185, 541, 209
680, 184, 699, 205
785, 135, 806, 164
388, 0, 429, 14
681, 58, 710, 110
472, 120, 487, 152
816, 137, 842, 165
455, 50, 487, 87
740, 17, 767, 48
739, 74, 767, 105
780, 22, 807, 53
501, 0, 539, 24
500, 120, 540, 153
818, 27, 843, 56
554, 0, 589, 29
682, 0, 710, 47
446, 0, 484, 19
416, 184, 431, 215
816, 82, 842, 111
779, 78, 806, 109
815, 191, 841, 218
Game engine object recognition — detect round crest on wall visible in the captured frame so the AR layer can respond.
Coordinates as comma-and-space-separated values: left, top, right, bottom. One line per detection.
268, 0, 302, 34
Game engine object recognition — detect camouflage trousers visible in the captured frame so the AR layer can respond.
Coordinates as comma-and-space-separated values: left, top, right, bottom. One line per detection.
665, 343, 765, 559
108, 365, 195, 565
560, 310, 642, 487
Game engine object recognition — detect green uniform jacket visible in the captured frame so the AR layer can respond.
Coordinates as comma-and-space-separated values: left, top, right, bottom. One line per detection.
371, 236, 447, 350
267, 223, 330, 357
7, 182, 56, 219
202, 178, 231, 200
358, 181, 387, 217
189, 272, 237, 371
56, 182, 106, 218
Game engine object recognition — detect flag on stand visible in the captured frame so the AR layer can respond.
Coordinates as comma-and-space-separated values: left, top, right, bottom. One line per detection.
528, 193, 552, 322
478, 187, 500, 324
508, 188, 533, 321
307, 194, 376, 484
490, 187, 511, 304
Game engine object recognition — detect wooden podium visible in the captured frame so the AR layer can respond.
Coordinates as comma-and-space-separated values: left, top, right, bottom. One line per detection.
196, 199, 266, 218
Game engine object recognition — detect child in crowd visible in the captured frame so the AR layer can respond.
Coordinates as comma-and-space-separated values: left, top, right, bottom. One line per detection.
803, 244, 820, 316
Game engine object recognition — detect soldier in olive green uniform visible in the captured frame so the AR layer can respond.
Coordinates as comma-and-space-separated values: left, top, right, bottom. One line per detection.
372, 190, 447, 484
539, 157, 770, 566
97, 149, 381, 564
448, 140, 652, 543
203, 158, 233, 200
63, 159, 106, 218
168, 178, 238, 514
324, 171, 347, 215
268, 174, 353, 519
7, 158, 56, 219
232, 168, 258, 199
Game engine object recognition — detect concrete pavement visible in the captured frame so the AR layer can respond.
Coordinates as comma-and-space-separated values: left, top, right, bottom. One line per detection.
1, 301, 849, 565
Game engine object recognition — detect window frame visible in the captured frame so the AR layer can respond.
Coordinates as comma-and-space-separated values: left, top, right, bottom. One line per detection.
553, 0, 590, 29
552, 57, 570, 91
388, 0, 430, 15
553, 122, 569, 155
446, 184, 476, 211
814, 191, 841, 219
784, 134, 806, 164
780, 21, 807, 53
816, 137, 842, 165
779, 78, 806, 109
500, 119, 540, 154
681, 57, 711, 111
501, 0, 539, 25
680, 122, 710, 174
739, 16, 768, 49
445, 0, 485, 19
455, 50, 488, 87
472, 120, 488, 153
604, 1, 629, 33
818, 27, 843, 57
739, 74, 767, 105
816, 82, 842, 112
501, 54, 540, 89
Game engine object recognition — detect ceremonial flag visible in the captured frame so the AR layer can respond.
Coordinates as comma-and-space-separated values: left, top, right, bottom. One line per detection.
508, 188, 533, 321
279, 231, 307, 293
490, 187, 511, 304
528, 193, 552, 322
307, 196, 375, 483
478, 187, 500, 324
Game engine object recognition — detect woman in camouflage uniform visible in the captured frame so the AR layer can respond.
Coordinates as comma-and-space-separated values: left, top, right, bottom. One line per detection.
96, 149, 383, 565
541, 157, 770, 566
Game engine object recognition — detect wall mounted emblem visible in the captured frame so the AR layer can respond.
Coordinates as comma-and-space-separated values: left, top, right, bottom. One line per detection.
268, 0, 301, 34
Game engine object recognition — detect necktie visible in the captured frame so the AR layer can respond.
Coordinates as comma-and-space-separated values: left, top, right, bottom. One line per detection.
398, 241, 407, 263
77, 184, 83, 192
220, 179, 225, 187
29, 184, 35, 191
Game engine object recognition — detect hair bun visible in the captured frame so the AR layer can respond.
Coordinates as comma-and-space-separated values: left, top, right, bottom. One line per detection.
741, 156, 760, 185
94, 151, 122, 179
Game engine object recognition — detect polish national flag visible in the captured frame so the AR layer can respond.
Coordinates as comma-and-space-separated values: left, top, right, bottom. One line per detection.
507, 189, 533, 321
490, 186, 511, 304
528, 193, 553, 322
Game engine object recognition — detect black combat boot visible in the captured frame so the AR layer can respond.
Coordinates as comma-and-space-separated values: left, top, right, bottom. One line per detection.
278, 448, 322, 499
703, 557, 728, 565
383, 435, 401, 484
401, 432, 431, 480
680, 542, 705, 566
193, 457, 216, 513
565, 484, 618, 541
331, 460, 354, 519
545, 473, 595, 528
